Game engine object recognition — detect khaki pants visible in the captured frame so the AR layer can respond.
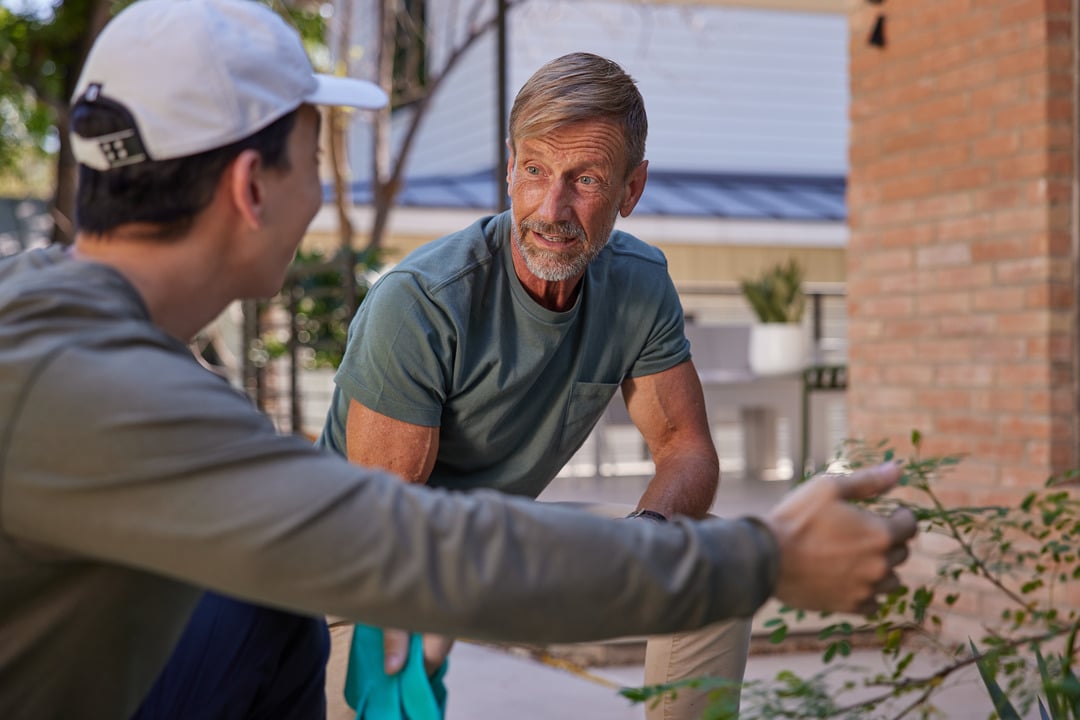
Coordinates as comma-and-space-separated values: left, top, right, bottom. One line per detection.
644, 618, 751, 720
554, 502, 752, 720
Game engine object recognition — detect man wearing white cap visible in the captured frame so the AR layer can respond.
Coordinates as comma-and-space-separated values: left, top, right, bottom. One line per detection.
0, 1, 917, 719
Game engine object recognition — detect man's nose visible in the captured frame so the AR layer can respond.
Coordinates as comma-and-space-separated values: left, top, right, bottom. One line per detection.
536, 178, 573, 223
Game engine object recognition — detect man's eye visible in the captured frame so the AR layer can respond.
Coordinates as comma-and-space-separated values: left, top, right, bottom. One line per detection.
525, 166, 540, 175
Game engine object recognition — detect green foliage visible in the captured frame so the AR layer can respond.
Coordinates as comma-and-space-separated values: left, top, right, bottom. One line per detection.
275, 1, 326, 46
972, 639, 1024, 720
622, 676, 742, 720
257, 246, 383, 370
622, 433, 1080, 719
739, 259, 806, 324
0, 0, 94, 181
972, 643, 1080, 720
0, 0, 326, 193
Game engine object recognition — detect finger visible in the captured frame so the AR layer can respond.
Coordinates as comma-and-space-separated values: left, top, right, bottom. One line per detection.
422, 634, 454, 677
885, 507, 918, 544
383, 628, 411, 675
885, 543, 910, 568
855, 597, 880, 617
832, 462, 903, 502
871, 571, 902, 596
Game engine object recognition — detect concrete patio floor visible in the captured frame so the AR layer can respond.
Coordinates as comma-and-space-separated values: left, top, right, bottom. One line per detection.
326, 630, 1000, 720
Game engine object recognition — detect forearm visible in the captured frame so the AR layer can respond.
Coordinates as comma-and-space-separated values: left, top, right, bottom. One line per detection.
10, 443, 773, 643
623, 362, 719, 519
302, 473, 776, 640
636, 449, 719, 519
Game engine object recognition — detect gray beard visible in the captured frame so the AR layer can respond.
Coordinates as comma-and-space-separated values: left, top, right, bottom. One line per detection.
510, 211, 612, 282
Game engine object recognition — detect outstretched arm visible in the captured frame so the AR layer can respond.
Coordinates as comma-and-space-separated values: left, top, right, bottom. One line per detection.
10, 344, 918, 640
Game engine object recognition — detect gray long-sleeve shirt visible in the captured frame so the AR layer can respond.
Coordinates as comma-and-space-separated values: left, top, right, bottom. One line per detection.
0, 246, 778, 719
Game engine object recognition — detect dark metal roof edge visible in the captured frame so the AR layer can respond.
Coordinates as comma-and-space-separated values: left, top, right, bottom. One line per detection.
338, 168, 844, 191
328, 169, 847, 220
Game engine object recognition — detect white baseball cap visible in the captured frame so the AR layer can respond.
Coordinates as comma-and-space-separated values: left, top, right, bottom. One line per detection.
70, 0, 388, 171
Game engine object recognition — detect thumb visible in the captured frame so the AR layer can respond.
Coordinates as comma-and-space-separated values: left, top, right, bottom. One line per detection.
383, 628, 411, 676
833, 462, 902, 502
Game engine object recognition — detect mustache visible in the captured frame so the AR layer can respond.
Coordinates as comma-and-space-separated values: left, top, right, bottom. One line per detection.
520, 219, 586, 241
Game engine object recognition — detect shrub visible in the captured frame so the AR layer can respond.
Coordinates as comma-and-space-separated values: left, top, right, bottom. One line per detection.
623, 431, 1080, 719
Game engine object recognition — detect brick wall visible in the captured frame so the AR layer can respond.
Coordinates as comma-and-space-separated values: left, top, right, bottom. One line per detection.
847, 0, 1079, 634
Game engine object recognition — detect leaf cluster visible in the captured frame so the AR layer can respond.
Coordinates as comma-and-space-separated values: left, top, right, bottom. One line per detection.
0, 0, 326, 194
253, 247, 384, 370
739, 259, 806, 324
0, 0, 101, 179
973, 641, 1080, 719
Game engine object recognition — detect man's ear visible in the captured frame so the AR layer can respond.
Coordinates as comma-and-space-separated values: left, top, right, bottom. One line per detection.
618, 159, 648, 218
505, 139, 515, 187
226, 149, 264, 229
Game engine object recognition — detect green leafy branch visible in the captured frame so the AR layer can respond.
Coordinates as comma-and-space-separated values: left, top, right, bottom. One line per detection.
622, 431, 1080, 719
254, 246, 384, 370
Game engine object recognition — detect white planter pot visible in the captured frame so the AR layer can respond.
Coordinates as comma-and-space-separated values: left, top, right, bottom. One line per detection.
748, 323, 806, 376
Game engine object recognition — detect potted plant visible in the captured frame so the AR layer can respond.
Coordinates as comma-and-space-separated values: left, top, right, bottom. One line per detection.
739, 258, 807, 375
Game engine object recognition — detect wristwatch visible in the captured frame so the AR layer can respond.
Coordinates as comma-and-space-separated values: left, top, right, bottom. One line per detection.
625, 509, 668, 523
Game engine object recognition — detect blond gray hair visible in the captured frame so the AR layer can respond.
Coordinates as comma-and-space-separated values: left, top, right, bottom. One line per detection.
508, 52, 647, 177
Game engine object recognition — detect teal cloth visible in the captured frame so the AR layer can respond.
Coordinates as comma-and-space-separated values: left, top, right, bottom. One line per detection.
344, 624, 448, 720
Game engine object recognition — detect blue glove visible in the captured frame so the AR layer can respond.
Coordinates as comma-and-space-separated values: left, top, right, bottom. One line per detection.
344, 624, 449, 720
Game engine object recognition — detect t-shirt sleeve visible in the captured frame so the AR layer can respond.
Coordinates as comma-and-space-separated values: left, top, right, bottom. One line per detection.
627, 266, 691, 378
333, 272, 452, 427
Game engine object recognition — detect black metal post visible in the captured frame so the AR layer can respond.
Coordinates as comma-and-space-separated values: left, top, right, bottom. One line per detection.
812, 292, 823, 360
288, 287, 301, 434
495, 0, 508, 211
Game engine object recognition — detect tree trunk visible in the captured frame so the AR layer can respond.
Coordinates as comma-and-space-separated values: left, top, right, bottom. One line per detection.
51, 117, 77, 245
360, 0, 524, 253
328, 0, 357, 314
366, 0, 398, 251
51, 0, 112, 245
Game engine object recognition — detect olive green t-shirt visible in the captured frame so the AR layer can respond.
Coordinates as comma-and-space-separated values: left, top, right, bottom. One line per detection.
319, 212, 690, 497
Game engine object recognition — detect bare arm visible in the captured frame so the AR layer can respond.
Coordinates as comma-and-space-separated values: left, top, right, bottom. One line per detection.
344, 398, 453, 673
345, 398, 438, 485
622, 360, 719, 519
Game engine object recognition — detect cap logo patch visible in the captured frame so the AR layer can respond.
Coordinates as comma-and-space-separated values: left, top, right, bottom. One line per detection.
94, 129, 147, 168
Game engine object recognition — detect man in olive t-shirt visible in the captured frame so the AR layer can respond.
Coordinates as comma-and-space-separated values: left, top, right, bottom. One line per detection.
320, 53, 747, 719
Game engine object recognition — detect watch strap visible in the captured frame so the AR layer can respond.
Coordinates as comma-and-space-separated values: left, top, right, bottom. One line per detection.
625, 509, 668, 523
